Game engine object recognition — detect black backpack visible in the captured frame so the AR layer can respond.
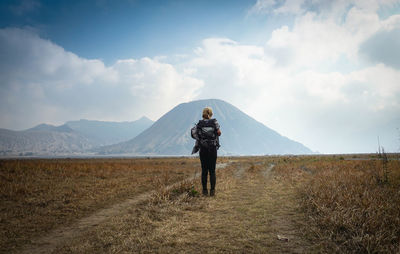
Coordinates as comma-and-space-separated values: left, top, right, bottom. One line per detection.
196, 119, 219, 150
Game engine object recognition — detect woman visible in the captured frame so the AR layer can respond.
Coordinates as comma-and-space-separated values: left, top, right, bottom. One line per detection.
196, 107, 221, 196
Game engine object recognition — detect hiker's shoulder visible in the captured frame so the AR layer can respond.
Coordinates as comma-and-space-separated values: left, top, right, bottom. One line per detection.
198, 118, 219, 127
212, 118, 220, 129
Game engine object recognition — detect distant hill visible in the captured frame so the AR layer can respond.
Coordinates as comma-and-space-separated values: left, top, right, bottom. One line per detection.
66, 117, 154, 146
0, 124, 94, 156
28, 123, 75, 132
0, 117, 154, 156
98, 99, 313, 155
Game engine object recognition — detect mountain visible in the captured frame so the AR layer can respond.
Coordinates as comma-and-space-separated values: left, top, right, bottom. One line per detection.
28, 123, 75, 133
0, 117, 154, 156
98, 99, 313, 155
65, 117, 154, 146
0, 124, 95, 156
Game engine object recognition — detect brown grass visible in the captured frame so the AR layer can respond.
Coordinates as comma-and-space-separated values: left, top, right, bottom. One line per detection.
0, 157, 201, 253
53, 157, 315, 253
277, 155, 400, 253
2, 155, 399, 253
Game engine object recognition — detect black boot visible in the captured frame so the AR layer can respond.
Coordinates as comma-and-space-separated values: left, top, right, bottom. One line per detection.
202, 189, 208, 196
210, 189, 215, 197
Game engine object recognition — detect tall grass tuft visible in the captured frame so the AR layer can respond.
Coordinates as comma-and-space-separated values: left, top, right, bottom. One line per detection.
376, 147, 389, 185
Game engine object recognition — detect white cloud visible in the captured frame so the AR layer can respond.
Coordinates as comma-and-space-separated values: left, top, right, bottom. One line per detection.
248, 0, 276, 14
0, 28, 117, 86
266, 6, 385, 68
0, 28, 203, 130
113, 57, 203, 109
382, 14, 400, 29
274, 0, 306, 14
249, 0, 309, 15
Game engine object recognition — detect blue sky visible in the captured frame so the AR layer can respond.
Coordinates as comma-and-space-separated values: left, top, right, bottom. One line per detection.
1, 0, 400, 153
0, 0, 278, 63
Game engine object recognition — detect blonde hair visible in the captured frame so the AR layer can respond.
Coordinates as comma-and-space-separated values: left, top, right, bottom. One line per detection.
202, 107, 213, 119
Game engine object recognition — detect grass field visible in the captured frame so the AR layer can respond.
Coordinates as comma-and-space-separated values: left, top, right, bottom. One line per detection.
1, 154, 399, 253
0, 157, 206, 252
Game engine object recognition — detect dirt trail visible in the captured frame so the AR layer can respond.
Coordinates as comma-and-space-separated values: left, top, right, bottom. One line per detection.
19, 163, 229, 254
164, 161, 313, 253
20, 191, 153, 254
262, 163, 275, 177
18, 161, 314, 253
233, 165, 246, 178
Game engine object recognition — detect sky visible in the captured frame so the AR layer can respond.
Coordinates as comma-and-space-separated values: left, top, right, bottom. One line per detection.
0, 0, 400, 154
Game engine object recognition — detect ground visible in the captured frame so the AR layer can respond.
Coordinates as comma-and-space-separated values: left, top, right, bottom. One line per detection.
2, 155, 399, 253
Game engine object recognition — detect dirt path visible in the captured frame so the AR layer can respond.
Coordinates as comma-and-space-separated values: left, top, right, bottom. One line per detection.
19, 160, 314, 253
159, 161, 313, 253
19, 163, 229, 254
56, 160, 314, 253
20, 191, 152, 254
262, 163, 275, 177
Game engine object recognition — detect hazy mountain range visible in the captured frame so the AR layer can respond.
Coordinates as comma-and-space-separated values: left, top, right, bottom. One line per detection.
0, 117, 153, 156
0, 99, 313, 156
98, 99, 312, 155
66, 117, 154, 146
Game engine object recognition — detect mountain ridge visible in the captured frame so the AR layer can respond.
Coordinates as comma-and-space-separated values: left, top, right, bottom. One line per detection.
0, 100, 313, 157
0, 117, 154, 156
0, 126, 93, 156
66, 116, 154, 146
98, 99, 312, 155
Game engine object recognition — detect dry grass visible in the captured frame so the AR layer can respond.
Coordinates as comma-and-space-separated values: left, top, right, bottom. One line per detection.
276, 155, 400, 253
54, 157, 315, 253
0, 157, 201, 253
2, 155, 399, 253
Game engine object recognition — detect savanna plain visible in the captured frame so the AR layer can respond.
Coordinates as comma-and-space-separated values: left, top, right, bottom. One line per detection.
1, 154, 399, 253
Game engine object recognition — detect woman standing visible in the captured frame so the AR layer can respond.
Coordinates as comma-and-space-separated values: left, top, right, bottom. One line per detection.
195, 107, 221, 196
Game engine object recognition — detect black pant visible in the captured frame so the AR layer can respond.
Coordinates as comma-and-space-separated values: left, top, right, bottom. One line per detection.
200, 147, 217, 191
